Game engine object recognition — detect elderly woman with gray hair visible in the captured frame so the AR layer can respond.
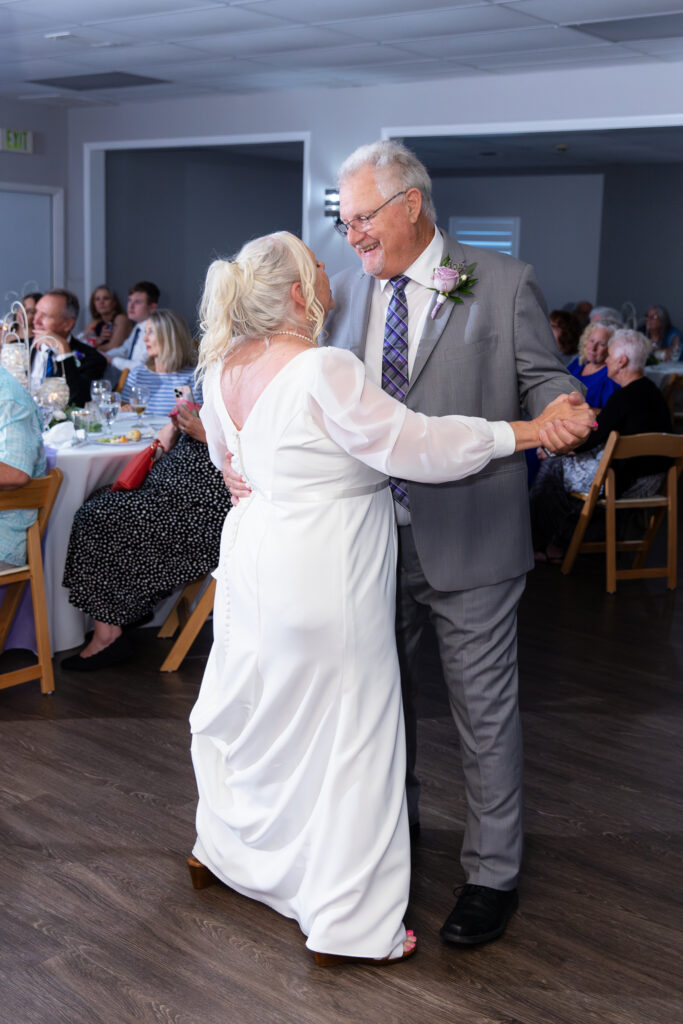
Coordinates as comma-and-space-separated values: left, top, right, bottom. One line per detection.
645, 305, 682, 362
566, 320, 621, 410
531, 329, 672, 561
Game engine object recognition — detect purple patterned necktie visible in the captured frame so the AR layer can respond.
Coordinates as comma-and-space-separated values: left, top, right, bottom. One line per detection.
382, 275, 410, 510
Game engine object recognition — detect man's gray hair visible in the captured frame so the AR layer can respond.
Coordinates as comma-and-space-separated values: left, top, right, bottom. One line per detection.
338, 140, 437, 223
609, 328, 652, 372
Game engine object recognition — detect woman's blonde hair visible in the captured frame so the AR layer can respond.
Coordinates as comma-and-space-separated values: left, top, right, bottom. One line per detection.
146, 309, 195, 373
197, 231, 325, 378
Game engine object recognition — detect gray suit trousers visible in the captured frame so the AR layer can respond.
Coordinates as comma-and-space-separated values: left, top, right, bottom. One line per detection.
396, 525, 524, 891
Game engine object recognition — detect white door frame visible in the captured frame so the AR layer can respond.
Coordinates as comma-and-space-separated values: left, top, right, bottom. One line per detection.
0, 180, 65, 288
83, 132, 309, 304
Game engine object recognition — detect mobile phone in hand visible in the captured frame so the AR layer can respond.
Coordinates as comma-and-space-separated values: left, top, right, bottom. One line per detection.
173, 384, 199, 416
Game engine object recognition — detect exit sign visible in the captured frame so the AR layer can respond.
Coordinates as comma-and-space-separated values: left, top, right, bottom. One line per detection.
0, 129, 33, 153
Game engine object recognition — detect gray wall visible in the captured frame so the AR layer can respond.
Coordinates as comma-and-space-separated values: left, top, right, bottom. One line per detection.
431, 173, 604, 313
105, 146, 302, 329
598, 163, 683, 329
0, 98, 68, 305
0, 97, 67, 190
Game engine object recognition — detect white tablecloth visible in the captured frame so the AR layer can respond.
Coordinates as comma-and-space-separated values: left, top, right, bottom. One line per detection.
45, 417, 169, 653
644, 363, 683, 386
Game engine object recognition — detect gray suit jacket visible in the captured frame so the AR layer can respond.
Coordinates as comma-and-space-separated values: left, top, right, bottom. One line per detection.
324, 231, 581, 591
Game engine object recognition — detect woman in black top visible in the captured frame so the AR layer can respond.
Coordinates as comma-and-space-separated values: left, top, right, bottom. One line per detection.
530, 329, 671, 559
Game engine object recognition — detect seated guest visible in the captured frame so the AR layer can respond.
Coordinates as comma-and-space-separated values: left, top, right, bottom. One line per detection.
549, 310, 580, 364
101, 281, 160, 384
0, 366, 46, 570
567, 321, 621, 410
61, 405, 230, 669
30, 290, 107, 407
82, 285, 132, 350
645, 305, 681, 362
589, 306, 623, 327
531, 329, 672, 561
121, 309, 199, 415
13, 292, 42, 341
572, 300, 592, 331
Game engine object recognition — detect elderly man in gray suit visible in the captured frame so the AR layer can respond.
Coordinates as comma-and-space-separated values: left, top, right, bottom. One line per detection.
324, 140, 588, 947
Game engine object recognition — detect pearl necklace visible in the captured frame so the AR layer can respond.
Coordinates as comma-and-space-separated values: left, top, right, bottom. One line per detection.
266, 331, 316, 346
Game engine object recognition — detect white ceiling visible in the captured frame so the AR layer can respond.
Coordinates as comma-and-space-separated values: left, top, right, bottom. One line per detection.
2, 0, 683, 107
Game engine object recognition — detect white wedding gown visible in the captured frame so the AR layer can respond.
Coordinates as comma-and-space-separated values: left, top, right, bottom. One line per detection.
190, 345, 514, 958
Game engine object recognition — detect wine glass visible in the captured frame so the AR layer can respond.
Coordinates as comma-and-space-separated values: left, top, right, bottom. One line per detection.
90, 379, 112, 408
128, 383, 149, 427
100, 392, 122, 436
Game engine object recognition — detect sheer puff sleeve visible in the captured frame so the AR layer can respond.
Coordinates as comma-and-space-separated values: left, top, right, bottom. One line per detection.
307, 347, 515, 484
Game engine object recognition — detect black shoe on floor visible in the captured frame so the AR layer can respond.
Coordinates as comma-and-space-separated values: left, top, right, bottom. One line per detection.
440, 884, 518, 946
61, 633, 133, 672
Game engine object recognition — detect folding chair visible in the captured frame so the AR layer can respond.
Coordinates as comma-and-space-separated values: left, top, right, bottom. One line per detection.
662, 372, 683, 427
157, 574, 216, 672
561, 431, 683, 592
114, 368, 129, 393
0, 467, 63, 693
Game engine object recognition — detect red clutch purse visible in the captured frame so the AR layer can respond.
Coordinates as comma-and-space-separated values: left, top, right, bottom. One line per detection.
110, 439, 162, 492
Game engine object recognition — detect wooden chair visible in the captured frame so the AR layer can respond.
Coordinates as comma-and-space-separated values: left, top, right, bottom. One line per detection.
0, 467, 63, 693
157, 574, 216, 672
114, 368, 129, 393
560, 431, 683, 593
662, 372, 683, 426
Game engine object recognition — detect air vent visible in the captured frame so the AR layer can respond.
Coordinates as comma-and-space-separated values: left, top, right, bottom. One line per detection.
27, 72, 167, 92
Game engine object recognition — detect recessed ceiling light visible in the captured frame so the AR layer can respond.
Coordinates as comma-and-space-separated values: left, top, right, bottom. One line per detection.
44, 31, 74, 40
555, 143, 570, 152
479, 150, 497, 157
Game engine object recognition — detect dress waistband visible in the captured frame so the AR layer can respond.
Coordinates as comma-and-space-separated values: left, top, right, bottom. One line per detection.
254, 479, 389, 503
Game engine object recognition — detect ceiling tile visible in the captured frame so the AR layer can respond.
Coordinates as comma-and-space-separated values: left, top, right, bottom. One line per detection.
0, 26, 146, 63
179, 24, 359, 57
14, 0, 224, 22
506, 0, 683, 26
255, 41, 429, 69
322, 5, 543, 45
393, 25, 603, 59
87, 4, 283, 41
625, 36, 683, 55
575, 12, 683, 42
253, 0, 491, 22
470, 43, 650, 70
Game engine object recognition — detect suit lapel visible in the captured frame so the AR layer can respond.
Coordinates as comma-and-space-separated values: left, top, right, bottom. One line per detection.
408, 233, 470, 392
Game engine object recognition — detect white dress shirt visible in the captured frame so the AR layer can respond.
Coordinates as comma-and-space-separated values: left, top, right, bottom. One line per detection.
109, 321, 148, 371
363, 227, 443, 386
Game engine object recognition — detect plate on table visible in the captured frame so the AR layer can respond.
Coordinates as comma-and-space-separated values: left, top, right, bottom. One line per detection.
95, 433, 148, 446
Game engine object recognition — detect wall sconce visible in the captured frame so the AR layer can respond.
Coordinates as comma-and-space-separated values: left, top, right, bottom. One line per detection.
324, 188, 340, 219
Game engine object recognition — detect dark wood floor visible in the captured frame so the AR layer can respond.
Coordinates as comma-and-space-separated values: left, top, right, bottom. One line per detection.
1, 534, 682, 1023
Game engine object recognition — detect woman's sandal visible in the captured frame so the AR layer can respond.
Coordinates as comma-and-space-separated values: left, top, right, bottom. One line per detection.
187, 854, 219, 890
313, 930, 417, 966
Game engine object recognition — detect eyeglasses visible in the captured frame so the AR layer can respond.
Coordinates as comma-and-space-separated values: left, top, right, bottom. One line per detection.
334, 190, 407, 237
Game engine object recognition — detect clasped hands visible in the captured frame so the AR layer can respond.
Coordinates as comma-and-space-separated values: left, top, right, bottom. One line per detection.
533, 391, 596, 455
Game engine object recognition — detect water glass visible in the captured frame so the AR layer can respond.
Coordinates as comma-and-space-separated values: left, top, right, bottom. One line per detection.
100, 393, 122, 435
91, 379, 112, 407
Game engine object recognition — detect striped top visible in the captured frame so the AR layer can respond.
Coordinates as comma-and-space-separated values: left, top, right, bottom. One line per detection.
121, 364, 201, 416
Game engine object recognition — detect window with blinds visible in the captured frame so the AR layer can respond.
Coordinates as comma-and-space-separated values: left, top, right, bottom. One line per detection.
448, 216, 520, 258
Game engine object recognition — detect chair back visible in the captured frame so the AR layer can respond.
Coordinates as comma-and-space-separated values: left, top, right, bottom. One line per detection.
0, 467, 63, 694
611, 431, 683, 462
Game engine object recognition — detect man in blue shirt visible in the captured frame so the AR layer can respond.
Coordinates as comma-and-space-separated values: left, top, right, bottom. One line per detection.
0, 367, 46, 569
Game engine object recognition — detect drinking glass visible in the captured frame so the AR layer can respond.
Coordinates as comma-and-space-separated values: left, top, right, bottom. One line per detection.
128, 383, 149, 427
100, 393, 122, 436
90, 379, 112, 408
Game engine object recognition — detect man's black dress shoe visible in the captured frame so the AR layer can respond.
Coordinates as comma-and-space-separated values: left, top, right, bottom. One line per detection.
440, 884, 518, 946
61, 633, 132, 672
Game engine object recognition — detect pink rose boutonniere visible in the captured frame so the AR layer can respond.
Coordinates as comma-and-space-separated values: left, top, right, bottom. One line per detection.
430, 255, 478, 319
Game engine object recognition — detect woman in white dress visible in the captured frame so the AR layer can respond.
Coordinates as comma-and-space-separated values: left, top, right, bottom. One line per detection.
188, 232, 593, 966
